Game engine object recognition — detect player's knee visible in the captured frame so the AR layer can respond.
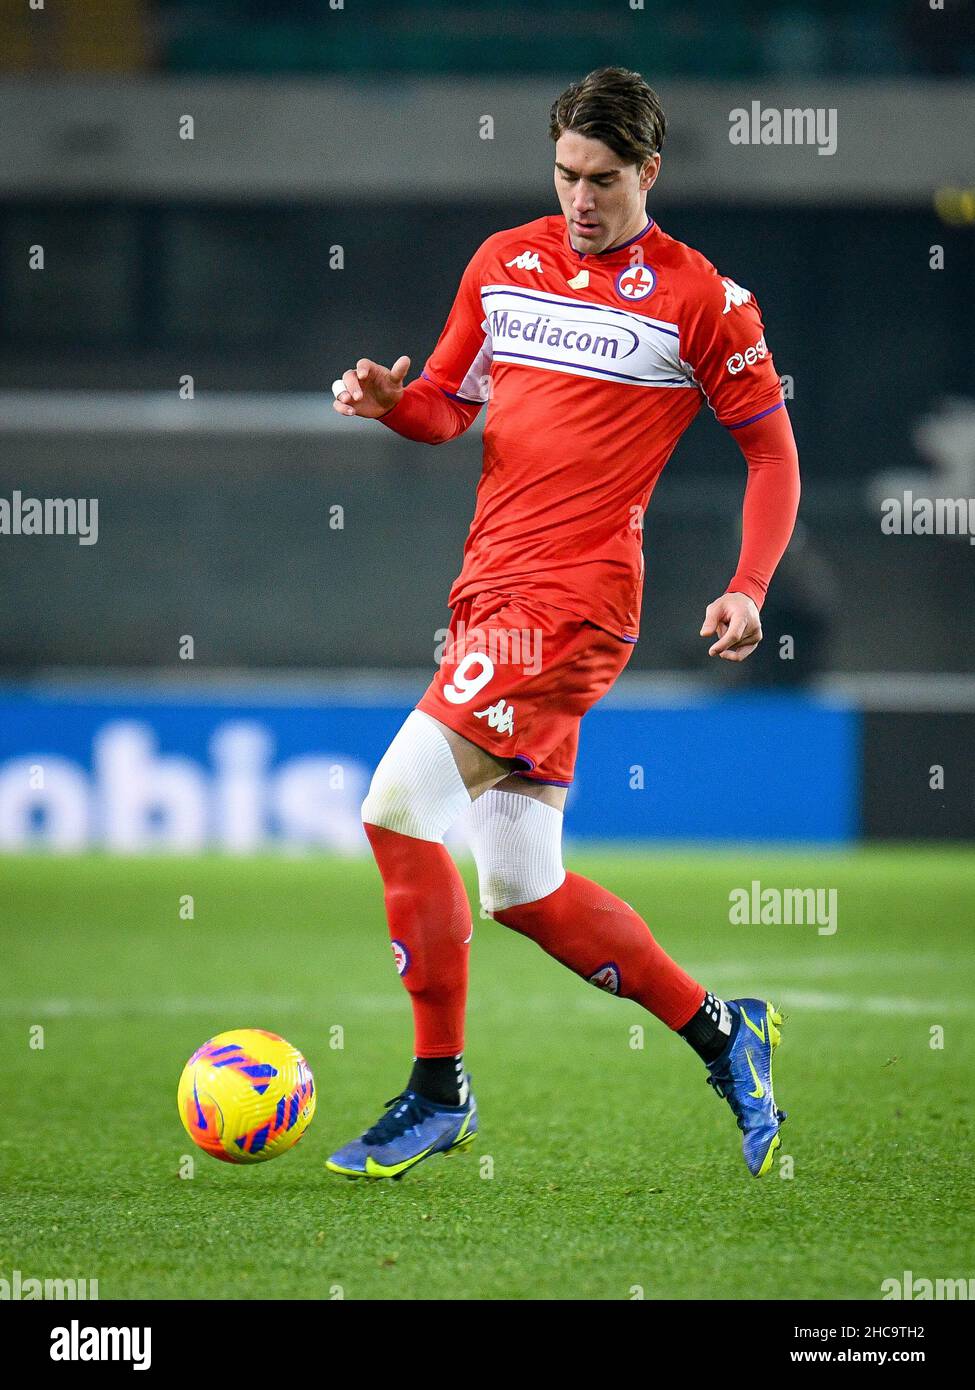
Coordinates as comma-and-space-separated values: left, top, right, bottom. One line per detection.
468, 787, 566, 914
361, 710, 471, 842
477, 863, 561, 915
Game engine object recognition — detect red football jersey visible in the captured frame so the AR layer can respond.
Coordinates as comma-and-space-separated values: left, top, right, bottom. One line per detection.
420, 215, 784, 640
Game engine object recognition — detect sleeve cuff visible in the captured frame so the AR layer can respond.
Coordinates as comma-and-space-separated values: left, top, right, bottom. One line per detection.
722, 399, 784, 431
725, 578, 767, 610
376, 394, 409, 429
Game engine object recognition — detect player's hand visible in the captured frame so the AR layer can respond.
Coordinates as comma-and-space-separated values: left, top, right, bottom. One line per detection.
700, 591, 762, 662
331, 356, 411, 418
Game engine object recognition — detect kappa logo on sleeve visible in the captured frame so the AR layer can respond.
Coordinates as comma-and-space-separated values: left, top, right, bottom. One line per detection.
721, 278, 753, 314
505, 250, 543, 272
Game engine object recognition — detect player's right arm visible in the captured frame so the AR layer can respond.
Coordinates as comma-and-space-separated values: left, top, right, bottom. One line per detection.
330, 238, 494, 444
332, 355, 411, 418
332, 358, 482, 443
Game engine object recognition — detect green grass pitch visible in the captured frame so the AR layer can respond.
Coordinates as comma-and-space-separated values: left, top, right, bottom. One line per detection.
2, 848, 973, 1301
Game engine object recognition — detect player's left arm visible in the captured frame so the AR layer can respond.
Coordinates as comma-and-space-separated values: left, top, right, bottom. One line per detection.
681, 272, 801, 661
700, 405, 800, 660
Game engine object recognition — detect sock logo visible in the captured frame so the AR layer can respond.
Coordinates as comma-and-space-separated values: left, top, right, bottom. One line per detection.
588, 962, 621, 995
391, 940, 410, 976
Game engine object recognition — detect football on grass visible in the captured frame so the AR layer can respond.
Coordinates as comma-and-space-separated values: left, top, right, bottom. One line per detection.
178, 1028, 316, 1164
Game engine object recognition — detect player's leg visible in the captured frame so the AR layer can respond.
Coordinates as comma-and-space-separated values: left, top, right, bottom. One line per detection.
470, 774, 786, 1176
326, 709, 512, 1180
329, 589, 558, 1180
469, 772, 706, 1030
361, 710, 510, 1095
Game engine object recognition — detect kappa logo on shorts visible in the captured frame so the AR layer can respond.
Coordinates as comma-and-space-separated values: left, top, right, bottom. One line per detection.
473, 698, 515, 736
391, 940, 410, 975
588, 962, 621, 994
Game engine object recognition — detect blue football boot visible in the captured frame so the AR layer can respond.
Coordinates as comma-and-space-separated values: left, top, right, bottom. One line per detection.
325, 1082, 477, 1180
706, 999, 786, 1177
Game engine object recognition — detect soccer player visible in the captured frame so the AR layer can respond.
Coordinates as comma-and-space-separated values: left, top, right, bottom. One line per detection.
327, 68, 799, 1181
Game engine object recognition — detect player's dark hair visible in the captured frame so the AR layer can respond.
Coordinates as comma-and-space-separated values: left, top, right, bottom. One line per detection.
549, 67, 666, 166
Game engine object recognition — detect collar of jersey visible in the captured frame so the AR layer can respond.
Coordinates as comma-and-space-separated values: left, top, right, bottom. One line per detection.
564, 217, 656, 263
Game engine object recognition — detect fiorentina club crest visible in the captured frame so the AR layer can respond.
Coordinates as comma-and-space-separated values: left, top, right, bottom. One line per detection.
615, 264, 656, 301
589, 962, 621, 995
391, 940, 410, 976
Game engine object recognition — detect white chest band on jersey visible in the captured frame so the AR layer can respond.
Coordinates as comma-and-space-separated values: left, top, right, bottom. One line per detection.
465, 788, 566, 913
361, 710, 472, 843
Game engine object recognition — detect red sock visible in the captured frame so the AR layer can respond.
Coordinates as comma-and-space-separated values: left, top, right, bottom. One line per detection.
494, 871, 704, 1029
364, 823, 471, 1057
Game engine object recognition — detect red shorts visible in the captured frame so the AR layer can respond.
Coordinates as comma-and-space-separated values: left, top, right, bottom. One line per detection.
415, 590, 635, 785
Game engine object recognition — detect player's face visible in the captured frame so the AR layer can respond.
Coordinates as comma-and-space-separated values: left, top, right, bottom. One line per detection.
554, 131, 660, 256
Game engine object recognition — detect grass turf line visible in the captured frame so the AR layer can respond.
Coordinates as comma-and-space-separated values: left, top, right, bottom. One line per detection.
1, 849, 972, 1300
